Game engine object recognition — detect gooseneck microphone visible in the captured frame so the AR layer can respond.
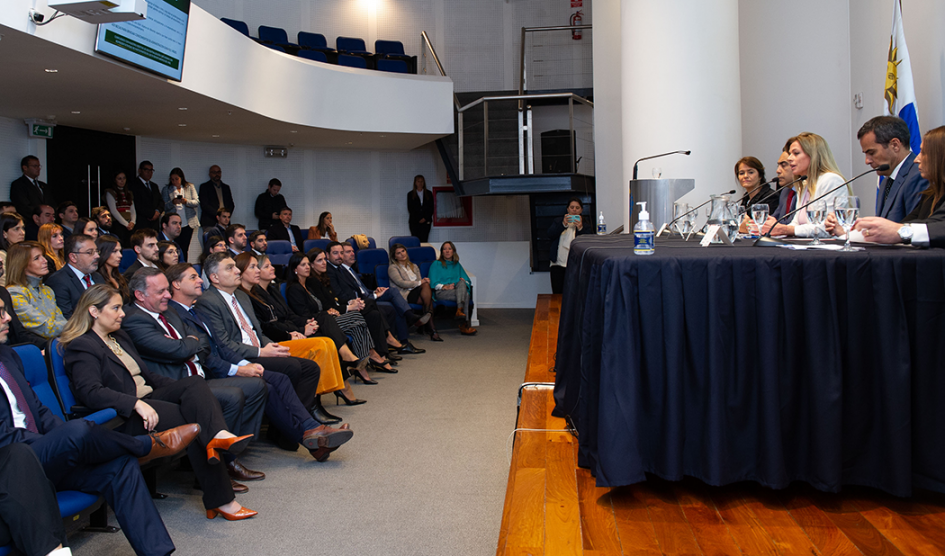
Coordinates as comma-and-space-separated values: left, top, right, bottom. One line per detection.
632, 150, 692, 180
733, 177, 779, 205
754, 164, 890, 247
751, 175, 807, 209
658, 189, 736, 238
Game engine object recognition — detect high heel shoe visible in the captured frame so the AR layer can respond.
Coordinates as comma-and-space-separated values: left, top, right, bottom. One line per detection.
371, 361, 398, 374
351, 367, 378, 385
206, 506, 258, 521
206, 434, 253, 465
335, 390, 367, 406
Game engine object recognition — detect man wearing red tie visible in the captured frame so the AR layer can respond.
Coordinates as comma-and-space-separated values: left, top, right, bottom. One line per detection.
44, 234, 105, 319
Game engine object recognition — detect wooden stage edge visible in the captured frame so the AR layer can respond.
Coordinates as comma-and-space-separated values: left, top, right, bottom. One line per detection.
496, 293, 945, 556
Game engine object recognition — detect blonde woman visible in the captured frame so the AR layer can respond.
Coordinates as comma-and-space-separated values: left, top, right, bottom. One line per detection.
6, 241, 67, 339
388, 243, 440, 341
37, 222, 65, 272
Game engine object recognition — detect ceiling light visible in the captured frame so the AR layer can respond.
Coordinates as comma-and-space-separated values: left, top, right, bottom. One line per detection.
71, 111, 80, 114
290, 130, 298, 133
44, 69, 58, 73
211, 134, 220, 138
178, 107, 187, 111
178, 123, 186, 127
123, 127, 131, 131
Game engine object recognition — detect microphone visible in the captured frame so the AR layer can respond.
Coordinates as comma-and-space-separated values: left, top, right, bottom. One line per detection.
733, 177, 779, 206
751, 175, 806, 209
754, 165, 889, 247
658, 189, 736, 238
632, 150, 691, 180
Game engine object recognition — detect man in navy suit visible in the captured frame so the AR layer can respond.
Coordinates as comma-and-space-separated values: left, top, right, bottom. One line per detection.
198, 165, 235, 230
0, 443, 70, 556
858, 116, 929, 222
130, 161, 163, 231
10, 156, 54, 219
266, 207, 305, 252
0, 297, 196, 556
44, 234, 105, 319
159, 213, 186, 262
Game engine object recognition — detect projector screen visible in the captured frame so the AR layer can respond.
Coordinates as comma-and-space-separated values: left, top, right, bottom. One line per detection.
94, 0, 191, 82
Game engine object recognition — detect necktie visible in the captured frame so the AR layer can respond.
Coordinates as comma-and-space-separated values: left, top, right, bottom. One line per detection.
786, 190, 796, 214
189, 308, 211, 335
882, 177, 895, 209
348, 268, 369, 296
157, 314, 201, 377
0, 361, 39, 433
82, 275, 92, 288
232, 297, 260, 347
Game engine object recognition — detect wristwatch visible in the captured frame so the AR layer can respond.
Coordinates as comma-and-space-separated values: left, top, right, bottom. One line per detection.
898, 223, 913, 245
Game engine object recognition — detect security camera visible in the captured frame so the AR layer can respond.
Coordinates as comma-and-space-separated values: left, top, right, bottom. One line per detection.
29, 9, 45, 23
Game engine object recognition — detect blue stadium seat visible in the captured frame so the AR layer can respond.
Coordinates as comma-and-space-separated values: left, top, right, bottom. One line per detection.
298, 50, 327, 63
264, 44, 287, 53
375, 265, 390, 288
374, 40, 416, 73
389, 236, 421, 250
303, 239, 330, 253
374, 40, 406, 57
47, 339, 119, 423
376, 58, 408, 73
407, 246, 436, 266
267, 240, 293, 266
338, 54, 367, 69
347, 236, 376, 252
280, 282, 287, 299
119, 248, 137, 274
221, 18, 249, 36
336, 36, 371, 55
298, 32, 335, 53
258, 25, 296, 48
192, 263, 201, 278
356, 248, 389, 277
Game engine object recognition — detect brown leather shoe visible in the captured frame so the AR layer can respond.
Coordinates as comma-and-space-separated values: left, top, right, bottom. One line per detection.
227, 459, 265, 481
301, 425, 354, 451
138, 424, 201, 465
309, 446, 338, 462
459, 323, 478, 335
230, 480, 248, 494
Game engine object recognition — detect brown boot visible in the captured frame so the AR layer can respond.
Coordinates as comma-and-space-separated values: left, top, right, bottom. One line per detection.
459, 323, 477, 336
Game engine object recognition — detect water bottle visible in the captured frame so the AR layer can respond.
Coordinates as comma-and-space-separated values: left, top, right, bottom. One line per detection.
597, 211, 607, 235
634, 202, 655, 255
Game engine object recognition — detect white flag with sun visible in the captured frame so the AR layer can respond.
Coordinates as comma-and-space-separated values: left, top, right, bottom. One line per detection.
884, 0, 920, 152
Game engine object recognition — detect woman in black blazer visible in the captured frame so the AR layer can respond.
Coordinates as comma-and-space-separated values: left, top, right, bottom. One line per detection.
61, 284, 257, 521
407, 174, 434, 242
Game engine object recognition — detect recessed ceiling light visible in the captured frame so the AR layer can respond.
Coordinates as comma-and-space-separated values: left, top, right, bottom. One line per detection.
44, 69, 58, 73
346, 141, 353, 145
178, 107, 187, 111
71, 111, 80, 114
290, 130, 298, 133
212, 134, 220, 138
123, 127, 131, 131
178, 123, 187, 127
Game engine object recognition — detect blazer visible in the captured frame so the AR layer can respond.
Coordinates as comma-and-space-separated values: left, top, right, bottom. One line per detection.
285, 281, 330, 317
0, 287, 46, 349
63, 329, 176, 418
245, 284, 305, 342
772, 186, 797, 221
44, 264, 105, 319
407, 188, 434, 226
326, 262, 366, 305
388, 262, 422, 300
876, 152, 929, 222
169, 301, 247, 380
194, 286, 274, 361
198, 180, 235, 229
129, 176, 164, 229
120, 303, 208, 380
0, 345, 63, 447
121, 259, 157, 282
10, 175, 54, 219
267, 223, 304, 249
162, 183, 200, 229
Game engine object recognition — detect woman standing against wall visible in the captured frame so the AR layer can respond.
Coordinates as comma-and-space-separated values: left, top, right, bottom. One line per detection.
407, 175, 434, 242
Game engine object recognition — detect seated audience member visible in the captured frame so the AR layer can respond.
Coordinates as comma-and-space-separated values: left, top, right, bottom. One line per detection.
858, 115, 929, 221
0, 443, 72, 556
121, 268, 269, 487
44, 234, 104, 320
25, 205, 55, 242
6, 242, 66, 339
61, 284, 256, 521
96, 235, 131, 303
0, 294, 198, 555
159, 213, 185, 262
194, 253, 335, 427
307, 211, 338, 242
0, 213, 26, 287
851, 125, 945, 247
199, 165, 235, 230
165, 263, 354, 460
248, 230, 267, 255
267, 207, 304, 252
428, 241, 477, 335
547, 197, 592, 294
103, 170, 136, 246
772, 150, 797, 220
0, 283, 47, 349
75, 217, 99, 241
204, 207, 231, 243
761, 132, 848, 237
254, 178, 286, 232
37, 223, 65, 273
199, 236, 228, 289
302, 248, 393, 376
157, 241, 180, 271
388, 243, 440, 341
237, 253, 365, 406
407, 174, 434, 242
0, 202, 17, 214
56, 201, 79, 239
162, 168, 199, 261
91, 206, 118, 240
123, 228, 160, 280
225, 224, 248, 256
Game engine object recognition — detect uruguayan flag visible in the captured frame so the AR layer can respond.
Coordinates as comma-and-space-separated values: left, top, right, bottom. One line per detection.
884, 0, 920, 152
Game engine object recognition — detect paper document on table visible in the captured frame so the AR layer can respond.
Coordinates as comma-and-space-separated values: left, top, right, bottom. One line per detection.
777, 243, 857, 251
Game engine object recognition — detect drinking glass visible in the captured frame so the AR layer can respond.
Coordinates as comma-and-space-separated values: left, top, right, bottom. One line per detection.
673, 202, 691, 235
834, 195, 859, 252
652, 167, 662, 179
807, 200, 827, 246
750, 205, 769, 238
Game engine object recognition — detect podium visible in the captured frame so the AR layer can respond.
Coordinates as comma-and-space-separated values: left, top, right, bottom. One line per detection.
629, 179, 695, 231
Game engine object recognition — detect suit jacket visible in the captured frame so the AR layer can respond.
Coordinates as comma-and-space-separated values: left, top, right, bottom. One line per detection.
772, 186, 797, 221
121, 259, 156, 282
0, 287, 46, 349
204, 224, 226, 242
245, 284, 303, 342
876, 152, 929, 222
198, 180, 235, 229
44, 265, 105, 319
254, 192, 287, 232
121, 303, 210, 380
10, 176, 53, 219
194, 286, 273, 361
266, 223, 304, 249
170, 301, 248, 379
0, 345, 63, 448
129, 177, 164, 230
326, 262, 367, 305
63, 329, 175, 418
407, 188, 434, 226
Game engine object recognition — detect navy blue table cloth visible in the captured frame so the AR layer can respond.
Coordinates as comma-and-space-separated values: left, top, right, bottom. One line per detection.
552, 235, 945, 496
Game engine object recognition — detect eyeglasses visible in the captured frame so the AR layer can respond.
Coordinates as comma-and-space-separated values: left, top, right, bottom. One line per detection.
73, 249, 97, 256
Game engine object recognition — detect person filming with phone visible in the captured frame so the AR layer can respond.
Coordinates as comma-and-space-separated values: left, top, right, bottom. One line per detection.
547, 197, 592, 294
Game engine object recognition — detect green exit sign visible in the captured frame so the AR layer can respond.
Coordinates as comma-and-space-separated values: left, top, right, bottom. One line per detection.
29, 124, 54, 139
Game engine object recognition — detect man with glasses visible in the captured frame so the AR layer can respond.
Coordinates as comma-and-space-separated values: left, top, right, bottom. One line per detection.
45, 234, 104, 319
11, 155, 54, 218
131, 160, 163, 231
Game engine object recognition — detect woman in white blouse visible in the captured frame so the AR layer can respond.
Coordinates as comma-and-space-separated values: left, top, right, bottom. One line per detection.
762, 132, 848, 237
388, 243, 440, 341
162, 167, 200, 261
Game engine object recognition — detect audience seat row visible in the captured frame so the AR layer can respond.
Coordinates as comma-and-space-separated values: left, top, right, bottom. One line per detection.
360, 244, 458, 312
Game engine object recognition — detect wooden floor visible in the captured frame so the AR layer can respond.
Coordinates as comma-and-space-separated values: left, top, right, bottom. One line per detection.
496, 294, 945, 556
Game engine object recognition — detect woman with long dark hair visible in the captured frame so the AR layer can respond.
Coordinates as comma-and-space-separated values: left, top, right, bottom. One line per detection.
103, 170, 135, 246
388, 243, 440, 341
307, 211, 338, 242
96, 235, 131, 303
0, 212, 26, 287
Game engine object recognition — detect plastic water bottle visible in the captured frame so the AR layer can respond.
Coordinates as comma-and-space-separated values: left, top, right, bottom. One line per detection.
597, 211, 607, 235
634, 202, 655, 255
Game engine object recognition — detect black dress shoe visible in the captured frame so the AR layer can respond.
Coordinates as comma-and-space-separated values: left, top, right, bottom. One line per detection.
227, 459, 265, 481
398, 342, 425, 355
371, 361, 398, 373
387, 352, 403, 361
311, 396, 343, 425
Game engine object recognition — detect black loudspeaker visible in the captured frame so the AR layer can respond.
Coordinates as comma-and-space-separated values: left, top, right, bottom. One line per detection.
541, 129, 576, 174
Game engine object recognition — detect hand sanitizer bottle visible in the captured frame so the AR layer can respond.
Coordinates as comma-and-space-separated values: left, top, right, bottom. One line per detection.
634, 202, 655, 255
597, 211, 607, 235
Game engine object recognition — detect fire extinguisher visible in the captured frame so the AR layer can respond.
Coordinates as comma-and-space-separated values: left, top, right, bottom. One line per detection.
571, 10, 582, 40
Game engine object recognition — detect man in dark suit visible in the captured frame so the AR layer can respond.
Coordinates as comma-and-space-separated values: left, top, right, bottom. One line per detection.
772, 151, 797, 220
853, 197, 945, 248
56, 201, 79, 240
253, 178, 286, 231
858, 116, 929, 222
248, 230, 267, 255
123, 229, 160, 281
44, 234, 104, 319
266, 206, 304, 252
91, 206, 118, 241
24, 204, 55, 241
166, 263, 352, 461
0, 296, 197, 556
121, 268, 269, 485
10, 156, 54, 219
199, 165, 235, 230
203, 207, 230, 244
0, 443, 70, 556
159, 213, 185, 262
225, 224, 248, 256
130, 161, 163, 231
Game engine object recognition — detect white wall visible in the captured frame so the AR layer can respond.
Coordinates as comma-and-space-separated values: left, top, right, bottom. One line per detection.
590, 0, 623, 231
452, 241, 550, 308
0, 118, 37, 196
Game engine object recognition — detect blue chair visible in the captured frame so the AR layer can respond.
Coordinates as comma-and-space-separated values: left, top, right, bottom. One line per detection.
407, 246, 436, 266
375, 265, 390, 288
336, 36, 371, 55
119, 248, 137, 274
356, 248, 390, 278
258, 25, 296, 48
267, 240, 293, 266
303, 239, 331, 253
389, 236, 421, 250
298, 32, 335, 54
264, 44, 287, 53
347, 236, 376, 252
280, 282, 287, 299
46, 340, 119, 423
221, 18, 249, 36
298, 50, 327, 63
192, 263, 201, 278
338, 54, 367, 69
376, 59, 408, 73
375, 40, 406, 57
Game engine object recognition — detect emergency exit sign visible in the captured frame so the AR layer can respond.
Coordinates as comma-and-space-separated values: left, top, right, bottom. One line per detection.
28, 124, 54, 139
